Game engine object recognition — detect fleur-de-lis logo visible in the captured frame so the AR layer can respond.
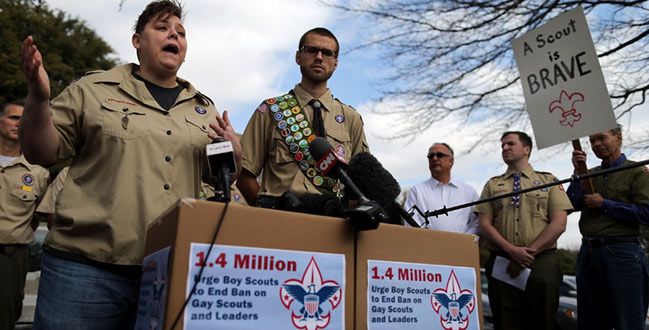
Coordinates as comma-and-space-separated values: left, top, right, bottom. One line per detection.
548, 90, 585, 127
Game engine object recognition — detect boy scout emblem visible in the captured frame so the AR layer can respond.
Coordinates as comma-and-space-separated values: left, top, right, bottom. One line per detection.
265, 92, 340, 192
22, 174, 35, 186
194, 106, 207, 114
335, 114, 345, 123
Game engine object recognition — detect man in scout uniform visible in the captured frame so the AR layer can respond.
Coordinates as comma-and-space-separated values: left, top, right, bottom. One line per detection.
476, 131, 571, 330
567, 126, 649, 330
20, 1, 241, 327
0, 101, 49, 330
237, 27, 369, 205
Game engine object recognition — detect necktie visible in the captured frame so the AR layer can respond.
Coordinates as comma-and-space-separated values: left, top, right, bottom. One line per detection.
310, 100, 326, 137
511, 173, 521, 207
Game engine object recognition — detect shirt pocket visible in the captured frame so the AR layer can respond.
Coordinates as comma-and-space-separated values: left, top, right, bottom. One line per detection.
10, 188, 37, 203
326, 130, 352, 159
185, 115, 210, 152
525, 191, 549, 222
273, 135, 296, 165
100, 100, 149, 140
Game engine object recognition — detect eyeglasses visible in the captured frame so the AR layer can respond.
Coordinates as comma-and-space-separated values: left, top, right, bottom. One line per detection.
300, 46, 337, 59
427, 152, 450, 159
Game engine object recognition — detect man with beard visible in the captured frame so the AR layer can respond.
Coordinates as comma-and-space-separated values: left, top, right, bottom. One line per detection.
567, 126, 649, 330
475, 131, 572, 330
238, 27, 369, 205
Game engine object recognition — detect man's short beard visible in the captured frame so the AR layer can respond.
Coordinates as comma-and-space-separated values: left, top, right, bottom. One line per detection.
300, 65, 333, 83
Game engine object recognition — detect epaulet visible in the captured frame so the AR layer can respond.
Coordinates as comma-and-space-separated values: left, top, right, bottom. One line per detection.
196, 90, 214, 106
535, 170, 553, 175
488, 175, 502, 181
334, 97, 357, 111
68, 70, 103, 86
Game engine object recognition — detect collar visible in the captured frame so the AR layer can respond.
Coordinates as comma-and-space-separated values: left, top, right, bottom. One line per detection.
93, 64, 205, 111
0, 154, 34, 170
427, 176, 458, 188
504, 163, 534, 179
292, 84, 334, 112
602, 153, 626, 169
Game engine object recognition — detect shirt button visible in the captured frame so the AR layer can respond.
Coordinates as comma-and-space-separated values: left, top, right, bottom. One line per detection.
515, 232, 519, 236
516, 219, 519, 222
164, 184, 170, 190
166, 130, 172, 135
165, 155, 172, 162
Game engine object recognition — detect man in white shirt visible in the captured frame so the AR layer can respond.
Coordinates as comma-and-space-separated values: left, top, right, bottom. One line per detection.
404, 142, 479, 233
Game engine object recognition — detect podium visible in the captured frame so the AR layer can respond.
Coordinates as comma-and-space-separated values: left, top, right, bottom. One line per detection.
135, 200, 483, 330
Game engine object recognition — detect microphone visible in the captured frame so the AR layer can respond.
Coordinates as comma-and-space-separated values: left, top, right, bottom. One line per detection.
275, 191, 346, 218
206, 138, 237, 202
347, 152, 420, 227
309, 137, 387, 230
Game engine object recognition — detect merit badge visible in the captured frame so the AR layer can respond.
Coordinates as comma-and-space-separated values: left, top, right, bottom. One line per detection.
303, 128, 312, 136
295, 152, 304, 161
279, 101, 288, 110
276, 95, 285, 102
277, 120, 288, 129
289, 143, 300, 154
280, 128, 290, 137
285, 136, 295, 144
313, 176, 324, 186
299, 121, 308, 128
307, 135, 316, 143
335, 114, 345, 123
283, 109, 292, 117
274, 112, 284, 121
256, 103, 269, 113
306, 168, 316, 178
290, 124, 300, 132
299, 160, 310, 171
270, 104, 280, 112
284, 94, 293, 99
298, 140, 309, 149
288, 99, 297, 107
287, 117, 296, 125
293, 132, 303, 140
291, 106, 301, 114
22, 174, 35, 186
194, 106, 208, 115
295, 114, 305, 122
266, 98, 277, 104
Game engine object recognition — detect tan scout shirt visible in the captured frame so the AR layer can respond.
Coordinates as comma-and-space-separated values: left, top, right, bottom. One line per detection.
240, 84, 369, 196
46, 64, 216, 265
475, 165, 572, 249
36, 166, 68, 214
0, 155, 49, 244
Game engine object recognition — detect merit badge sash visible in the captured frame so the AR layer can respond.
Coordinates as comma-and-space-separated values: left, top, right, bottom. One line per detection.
266, 93, 341, 193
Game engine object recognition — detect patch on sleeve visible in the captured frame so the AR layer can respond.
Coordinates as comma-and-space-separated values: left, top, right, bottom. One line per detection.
256, 102, 268, 114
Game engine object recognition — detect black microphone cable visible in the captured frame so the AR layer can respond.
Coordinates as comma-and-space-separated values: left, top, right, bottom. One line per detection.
169, 199, 230, 329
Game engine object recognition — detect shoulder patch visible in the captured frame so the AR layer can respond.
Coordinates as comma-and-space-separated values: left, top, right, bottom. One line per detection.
334, 97, 357, 111
535, 170, 552, 175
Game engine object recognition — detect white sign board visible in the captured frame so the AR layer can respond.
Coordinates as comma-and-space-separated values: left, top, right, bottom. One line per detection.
512, 7, 617, 149
367, 260, 479, 330
184, 244, 345, 330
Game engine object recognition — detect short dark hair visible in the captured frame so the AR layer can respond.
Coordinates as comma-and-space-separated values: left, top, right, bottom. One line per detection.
134, 0, 183, 33
0, 101, 23, 116
501, 131, 533, 154
298, 27, 339, 56
609, 125, 622, 136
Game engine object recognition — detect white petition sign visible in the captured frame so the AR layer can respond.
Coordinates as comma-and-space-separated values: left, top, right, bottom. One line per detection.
512, 7, 617, 149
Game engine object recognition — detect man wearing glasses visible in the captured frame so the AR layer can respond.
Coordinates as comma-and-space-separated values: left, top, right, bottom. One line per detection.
238, 27, 369, 205
404, 142, 479, 233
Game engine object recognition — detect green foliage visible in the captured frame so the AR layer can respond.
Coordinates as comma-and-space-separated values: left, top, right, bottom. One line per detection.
0, 0, 118, 103
557, 248, 578, 275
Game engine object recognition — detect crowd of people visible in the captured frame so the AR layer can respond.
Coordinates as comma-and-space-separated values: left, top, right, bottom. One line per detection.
1, 0, 648, 329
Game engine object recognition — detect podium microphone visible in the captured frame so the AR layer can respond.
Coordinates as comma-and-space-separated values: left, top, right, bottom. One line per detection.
206, 137, 237, 202
309, 137, 386, 230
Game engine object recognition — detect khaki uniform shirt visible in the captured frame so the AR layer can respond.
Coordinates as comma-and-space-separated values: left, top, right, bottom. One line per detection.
0, 155, 49, 244
47, 63, 216, 265
36, 166, 68, 214
240, 84, 369, 196
475, 164, 572, 250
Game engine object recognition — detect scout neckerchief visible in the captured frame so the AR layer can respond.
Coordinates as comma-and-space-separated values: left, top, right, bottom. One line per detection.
265, 92, 341, 194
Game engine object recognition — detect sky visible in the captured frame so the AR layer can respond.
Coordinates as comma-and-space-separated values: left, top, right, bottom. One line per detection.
41, 0, 649, 249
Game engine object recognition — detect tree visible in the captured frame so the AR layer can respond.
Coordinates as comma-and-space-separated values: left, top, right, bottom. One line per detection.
0, 0, 118, 103
328, 1, 649, 149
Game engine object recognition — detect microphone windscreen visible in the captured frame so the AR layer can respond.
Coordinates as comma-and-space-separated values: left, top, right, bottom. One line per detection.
276, 191, 345, 218
347, 152, 401, 208
308, 137, 333, 160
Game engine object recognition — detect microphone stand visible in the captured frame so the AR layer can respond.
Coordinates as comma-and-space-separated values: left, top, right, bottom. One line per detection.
422, 159, 649, 220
